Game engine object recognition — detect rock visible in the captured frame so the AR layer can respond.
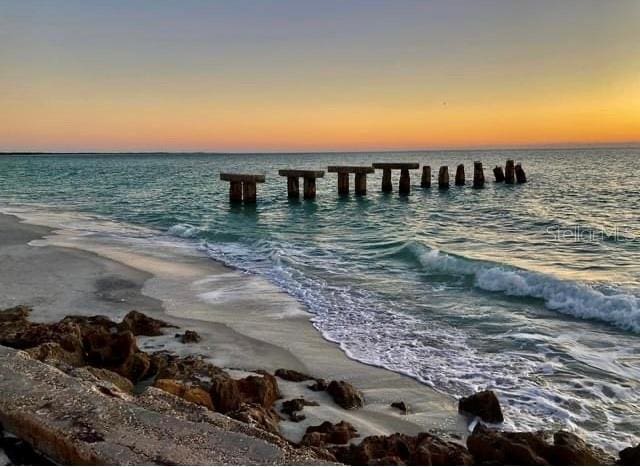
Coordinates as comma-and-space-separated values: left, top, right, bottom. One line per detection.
26, 342, 85, 368
237, 374, 280, 409
0, 305, 31, 323
547, 431, 614, 465
618, 443, 640, 465
467, 425, 549, 465
85, 367, 134, 393
228, 404, 281, 435
281, 398, 319, 415
209, 374, 242, 413
458, 390, 504, 423
274, 368, 313, 382
332, 432, 471, 466
154, 379, 213, 410
150, 352, 226, 387
0, 316, 84, 358
327, 380, 363, 409
61, 315, 118, 333
178, 330, 201, 344
289, 413, 306, 423
391, 401, 408, 414
301, 421, 358, 447
0, 431, 53, 466
83, 329, 137, 367
119, 310, 174, 337
308, 378, 328, 392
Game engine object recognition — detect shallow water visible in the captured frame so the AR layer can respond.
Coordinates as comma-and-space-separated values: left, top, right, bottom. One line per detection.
1, 149, 639, 450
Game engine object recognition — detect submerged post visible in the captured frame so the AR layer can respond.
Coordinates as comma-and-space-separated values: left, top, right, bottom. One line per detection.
493, 166, 505, 182
278, 170, 325, 200
399, 168, 411, 194
381, 169, 392, 193
438, 166, 450, 189
338, 173, 349, 195
303, 177, 317, 199
354, 173, 368, 195
220, 173, 266, 203
372, 163, 419, 194
327, 166, 374, 196
473, 161, 485, 188
515, 163, 527, 183
421, 166, 431, 188
287, 177, 300, 198
455, 164, 465, 186
505, 160, 515, 184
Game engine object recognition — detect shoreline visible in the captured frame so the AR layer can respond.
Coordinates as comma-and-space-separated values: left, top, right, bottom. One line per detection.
0, 209, 466, 443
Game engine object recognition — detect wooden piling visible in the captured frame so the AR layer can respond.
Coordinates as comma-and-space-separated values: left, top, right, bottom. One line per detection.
220, 173, 266, 203
473, 161, 485, 188
421, 166, 431, 188
381, 169, 392, 193
242, 182, 257, 203
438, 166, 450, 189
515, 163, 527, 183
303, 177, 317, 199
338, 173, 349, 195
229, 181, 243, 202
493, 166, 505, 183
354, 173, 368, 195
372, 163, 419, 194
287, 177, 300, 198
399, 168, 411, 194
455, 164, 465, 186
505, 160, 515, 184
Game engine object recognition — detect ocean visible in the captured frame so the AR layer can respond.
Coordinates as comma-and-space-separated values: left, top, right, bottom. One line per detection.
1, 148, 639, 450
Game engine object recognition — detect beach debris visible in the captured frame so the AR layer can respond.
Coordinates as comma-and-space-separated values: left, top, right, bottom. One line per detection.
372, 162, 420, 194
473, 161, 485, 188
327, 166, 375, 196
467, 424, 614, 466
177, 330, 201, 344
515, 162, 527, 183
421, 165, 432, 188
274, 368, 313, 382
438, 166, 450, 189
301, 421, 358, 447
119, 310, 175, 337
455, 164, 466, 186
327, 380, 364, 409
331, 432, 473, 466
505, 159, 516, 184
493, 165, 505, 182
219, 173, 266, 203
278, 170, 325, 199
618, 442, 640, 465
390, 401, 408, 414
458, 389, 504, 423
308, 378, 328, 392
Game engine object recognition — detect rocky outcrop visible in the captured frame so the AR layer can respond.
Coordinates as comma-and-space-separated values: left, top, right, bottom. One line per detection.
301, 421, 358, 447
154, 379, 214, 410
618, 443, 640, 465
84, 367, 134, 393
332, 432, 472, 465
281, 398, 319, 422
275, 368, 313, 382
177, 330, 201, 343
308, 378, 328, 392
327, 380, 364, 409
227, 404, 281, 435
151, 352, 227, 386
467, 425, 614, 465
118, 310, 175, 336
458, 390, 504, 423
237, 373, 280, 408
209, 374, 243, 413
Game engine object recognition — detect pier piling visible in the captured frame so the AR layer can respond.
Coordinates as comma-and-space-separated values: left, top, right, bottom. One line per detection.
455, 164, 465, 186
327, 166, 375, 196
438, 166, 450, 189
278, 170, 325, 199
286, 177, 300, 198
421, 166, 431, 188
372, 163, 420, 194
505, 160, 515, 184
493, 166, 505, 183
515, 163, 527, 184
473, 161, 485, 188
354, 173, 368, 195
220, 173, 266, 203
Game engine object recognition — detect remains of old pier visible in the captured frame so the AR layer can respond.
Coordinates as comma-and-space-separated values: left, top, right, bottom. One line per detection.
371, 162, 420, 194
220, 173, 265, 203
515, 163, 527, 183
278, 170, 325, 199
505, 160, 516, 184
455, 164, 465, 186
473, 162, 485, 188
327, 166, 375, 195
438, 166, 450, 189
421, 166, 431, 188
493, 166, 505, 183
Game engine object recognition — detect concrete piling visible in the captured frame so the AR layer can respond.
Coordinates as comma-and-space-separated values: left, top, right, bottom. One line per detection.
327, 166, 375, 196
515, 163, 527, 183
278, 170, 325, 200
381, 169, 393, 193
505, 160, 515, 184
372, 163, 420, 194
438, 166, 450, 189
473, 161, 485, 188
286, 177, 300, 198
421, 166, 431, 188
220, 173, 266, 203
493, 166, 505, 182
354, 173, 368, 195
455, 164, 465, 186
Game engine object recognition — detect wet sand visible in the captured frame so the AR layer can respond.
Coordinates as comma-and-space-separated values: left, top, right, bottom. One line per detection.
0, 210, 466, 444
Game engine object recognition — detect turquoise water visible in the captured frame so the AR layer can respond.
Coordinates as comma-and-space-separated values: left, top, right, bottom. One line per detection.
1, 149, 639, 450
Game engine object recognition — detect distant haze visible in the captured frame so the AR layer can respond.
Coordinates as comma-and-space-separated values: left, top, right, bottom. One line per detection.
1, 0, 638, 152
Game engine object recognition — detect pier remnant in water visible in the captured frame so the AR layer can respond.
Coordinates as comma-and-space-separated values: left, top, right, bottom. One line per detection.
327, 166, 375, 196
421, 166, 431, 188
278, 170, 325, 199
438, 166, 450, 189
455, 164, 465, 186
493, 166, 505, 183
505, 160, 516, 184
515, 163, 527, 184
371, 163, 420, 194
220, 173, 266, 203
473, 162, 485, 188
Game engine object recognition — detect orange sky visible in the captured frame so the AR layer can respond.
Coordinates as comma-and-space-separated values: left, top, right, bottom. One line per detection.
1, 1, 639, 152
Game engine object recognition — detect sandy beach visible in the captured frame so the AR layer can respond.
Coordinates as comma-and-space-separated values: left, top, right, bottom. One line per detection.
0, 209, 465, 450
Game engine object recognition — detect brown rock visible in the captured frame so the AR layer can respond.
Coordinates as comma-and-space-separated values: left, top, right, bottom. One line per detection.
458, 390, 504, 423
119, 310, 174, 337
548, 431, 614, 465
83, 329, 137, 367
618, 443, 640, 465
178, 330, 201, 344
209, 374, 242, 413
154, 378, 185, 397
281, 398, 319, 416
391, 401, 408, 414
154, 379, 213, 410
150, 352, 226, 387
228, 403, 281, 434
412, 434, 473, 465
275, 368, 313, 382
467, 425, 551, 465
368, 455, 406, 465
61, 315, 118, 333
237, 373, 280, 408
85, 367, 134, 393
0, 305, 31, 323
26, 342, 85, 368
308, 378, 328, 392
301, 421, 358, 446
327, 380, 363, 409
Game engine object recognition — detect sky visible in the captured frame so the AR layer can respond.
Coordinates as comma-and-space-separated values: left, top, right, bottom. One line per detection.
0, 0, 639, 152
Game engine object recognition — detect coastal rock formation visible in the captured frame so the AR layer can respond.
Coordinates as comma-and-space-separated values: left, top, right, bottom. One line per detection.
237, 373, 280, 408
177, 330, 201, 343
467, 425, 614, 465
151, 352, 227, 385
119, 310, 175, 336
275, 368, 313, 382
391, 401, 408, 414
281, 398, 319, 422
301, 421, 358, 447
308, 378, 328, 391
618, 443, 640, 465
154, 379, 214, 410
458, 389, 504, 423
227, 404, 281, 434
209, 374, 243, 413
332, 432, 472, 465
327, 380, 364, 409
